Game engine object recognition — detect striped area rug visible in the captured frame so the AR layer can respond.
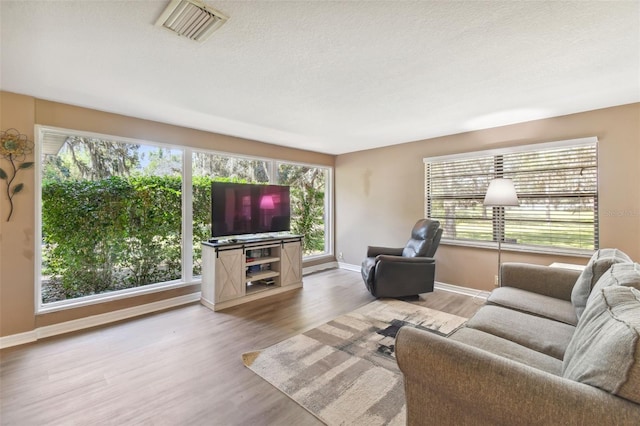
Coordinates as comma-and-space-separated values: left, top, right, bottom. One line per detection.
242, 299, 467, 425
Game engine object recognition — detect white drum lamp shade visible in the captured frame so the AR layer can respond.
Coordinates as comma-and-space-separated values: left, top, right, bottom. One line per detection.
483, 178, 519, 207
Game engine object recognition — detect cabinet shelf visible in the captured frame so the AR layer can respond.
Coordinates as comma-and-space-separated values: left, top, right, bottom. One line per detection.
246, 270, 279, 282
245, 256, 280, 267
245, 282, 274, 294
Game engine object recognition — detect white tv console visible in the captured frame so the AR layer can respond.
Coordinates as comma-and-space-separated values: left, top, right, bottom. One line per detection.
200, 235, 303, 311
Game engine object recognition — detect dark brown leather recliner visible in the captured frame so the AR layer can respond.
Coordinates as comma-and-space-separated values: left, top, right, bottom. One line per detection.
361, 219, 443, 298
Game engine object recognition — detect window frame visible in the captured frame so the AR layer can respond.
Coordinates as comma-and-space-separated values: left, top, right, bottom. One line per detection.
35, 125, 333, 314
275, 159, 334, 261
423, 137, 598, 257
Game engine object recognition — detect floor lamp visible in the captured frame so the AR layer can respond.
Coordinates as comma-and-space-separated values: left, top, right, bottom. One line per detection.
483, 178, 519, 286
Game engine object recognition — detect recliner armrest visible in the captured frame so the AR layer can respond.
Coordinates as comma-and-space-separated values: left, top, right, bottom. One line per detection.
376, 255, 435, 264
396, 327, 640, 425
366, 246, 404, 257
372, 255, 436, 297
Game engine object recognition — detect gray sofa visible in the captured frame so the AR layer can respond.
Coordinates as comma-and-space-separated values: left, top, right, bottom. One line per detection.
396, 249, 640, 425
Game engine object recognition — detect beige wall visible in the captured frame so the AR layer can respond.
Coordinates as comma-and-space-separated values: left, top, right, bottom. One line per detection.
0, 93, 37, 337
336, 103, 640, 291
3, 90, 639, 338
0, 91, 334, 337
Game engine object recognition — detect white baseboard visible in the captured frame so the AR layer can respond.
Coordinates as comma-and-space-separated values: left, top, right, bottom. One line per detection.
338, 262, 360, 272
0, 330, 37, 349
303, 261, 340, 275
0, 292, 201, 349
336, 263, 489, 299
434, 281, 490, 299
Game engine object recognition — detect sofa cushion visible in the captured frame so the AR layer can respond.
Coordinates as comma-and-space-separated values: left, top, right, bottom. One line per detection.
449, 327, 563, 375
585, 262, 640, 308
571, 248, 632, 319
465, 305, 575, 360
487, 287, 578, 326
563, 285, 640, 404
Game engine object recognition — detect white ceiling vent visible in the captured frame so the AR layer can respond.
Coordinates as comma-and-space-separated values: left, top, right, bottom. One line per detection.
155, 0, 228, 42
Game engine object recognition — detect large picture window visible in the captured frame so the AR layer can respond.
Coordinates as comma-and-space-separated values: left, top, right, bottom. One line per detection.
276, 163, 330, 256
424, 137, 598, 253
37, 127, 333, 310
40, 133, 183, 305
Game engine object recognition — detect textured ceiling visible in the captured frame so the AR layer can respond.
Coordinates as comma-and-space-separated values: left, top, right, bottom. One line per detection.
1, 1, 639, 155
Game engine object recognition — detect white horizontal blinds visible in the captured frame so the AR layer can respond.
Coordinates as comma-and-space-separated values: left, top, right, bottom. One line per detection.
426, 156, 496, 243
503, 144, 598, 250
425, 138, 598, 251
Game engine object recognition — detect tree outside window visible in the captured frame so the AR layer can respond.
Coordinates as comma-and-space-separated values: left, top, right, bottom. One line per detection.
41, 137, 183, 303
277, 163, 328, 256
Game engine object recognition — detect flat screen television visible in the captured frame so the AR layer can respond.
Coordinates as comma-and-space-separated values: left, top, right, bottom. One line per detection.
211, 182, 291, 238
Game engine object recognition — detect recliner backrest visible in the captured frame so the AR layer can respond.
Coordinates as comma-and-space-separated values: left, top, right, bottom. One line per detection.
402, 219, 441, 258
426, 228, 443, 257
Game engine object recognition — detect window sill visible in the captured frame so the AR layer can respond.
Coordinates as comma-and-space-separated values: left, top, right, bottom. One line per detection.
37, 279, 201, 315
303, 252, 333, 263
440, 239, 594, 258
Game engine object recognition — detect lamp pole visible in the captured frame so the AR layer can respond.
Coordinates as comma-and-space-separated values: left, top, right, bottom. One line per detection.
483, 178, 519, 287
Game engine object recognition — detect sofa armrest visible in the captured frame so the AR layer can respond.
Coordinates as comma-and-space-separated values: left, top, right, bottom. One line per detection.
500, 262, 581, 301
396, 327, 640, 425
367, 246, 404, 257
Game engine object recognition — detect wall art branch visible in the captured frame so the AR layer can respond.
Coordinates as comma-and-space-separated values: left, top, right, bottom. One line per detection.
0, 128, 34, 221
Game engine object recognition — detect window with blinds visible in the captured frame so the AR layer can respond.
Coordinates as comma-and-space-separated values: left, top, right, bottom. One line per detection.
424, 138, 598, 253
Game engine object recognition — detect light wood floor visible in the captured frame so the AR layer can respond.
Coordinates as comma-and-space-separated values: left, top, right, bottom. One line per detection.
0, 268, 482, 425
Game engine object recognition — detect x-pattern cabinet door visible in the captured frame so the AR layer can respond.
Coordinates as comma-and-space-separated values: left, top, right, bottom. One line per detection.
214, 249, 244, 302
280, 241, 302, 287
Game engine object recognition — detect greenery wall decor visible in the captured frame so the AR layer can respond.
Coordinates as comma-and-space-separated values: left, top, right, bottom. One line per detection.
0, 128, 34, 221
